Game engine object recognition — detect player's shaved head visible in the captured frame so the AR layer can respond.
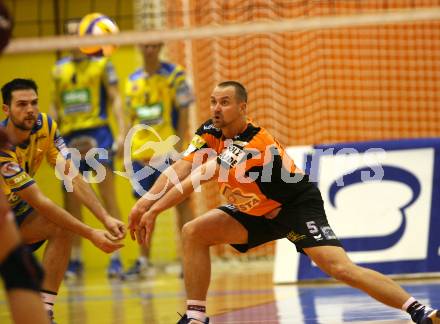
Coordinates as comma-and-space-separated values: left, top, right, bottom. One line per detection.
217, 81, 247, 103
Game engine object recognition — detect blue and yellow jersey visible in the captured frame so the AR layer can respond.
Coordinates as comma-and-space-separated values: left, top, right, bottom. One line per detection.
125, 61, 194, 161
0, 113, 68, 218
52, 56, 118, 136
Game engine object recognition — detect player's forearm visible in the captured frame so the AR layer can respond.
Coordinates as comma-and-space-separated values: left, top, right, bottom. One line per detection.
150, 173, 195, 214
136, 159, 193, 211
33, 196, 94, 240
150, 160, 216, 214
71, 175, 111, 224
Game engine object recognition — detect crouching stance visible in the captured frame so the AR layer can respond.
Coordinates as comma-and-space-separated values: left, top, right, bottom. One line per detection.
1, 78, 126, 323
129, 81, 439, 324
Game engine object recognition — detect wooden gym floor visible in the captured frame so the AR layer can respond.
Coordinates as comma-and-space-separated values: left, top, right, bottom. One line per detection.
0, 261, 439, 323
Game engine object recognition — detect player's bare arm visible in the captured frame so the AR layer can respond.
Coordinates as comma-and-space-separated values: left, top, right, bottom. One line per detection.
16, 182, 123, 253
128, 158, 193, 237
135, 158, 219, 245
63, 159, 126, 239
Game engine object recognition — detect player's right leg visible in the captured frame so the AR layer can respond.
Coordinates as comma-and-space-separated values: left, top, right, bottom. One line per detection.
174, 199, 194, 277
177, 208, 250, 324
18, 209, 74, 322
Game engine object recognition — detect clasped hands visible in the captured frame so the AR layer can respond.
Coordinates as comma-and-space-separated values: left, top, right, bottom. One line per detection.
128, 199, 159, 247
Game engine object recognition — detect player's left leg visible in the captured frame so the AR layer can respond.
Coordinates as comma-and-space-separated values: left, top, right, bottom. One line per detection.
305, 245, 439, 323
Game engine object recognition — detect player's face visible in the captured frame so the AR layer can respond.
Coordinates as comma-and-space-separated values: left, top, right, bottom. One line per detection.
210, 86, 245, 128
139, 43, 162, 61
4, 89, 38, 131
66, 21, 85, 58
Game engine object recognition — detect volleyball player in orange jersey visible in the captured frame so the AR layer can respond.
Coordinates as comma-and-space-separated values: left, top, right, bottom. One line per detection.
129, 81, 439, 324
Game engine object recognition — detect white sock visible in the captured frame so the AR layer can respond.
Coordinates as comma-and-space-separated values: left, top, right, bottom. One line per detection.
186, 300, 207, 322
41, 290, 57, 312
138, 256, 148, 265
402, 297, 417, 311
111, 250, 120, 260
71, 246, 82, 261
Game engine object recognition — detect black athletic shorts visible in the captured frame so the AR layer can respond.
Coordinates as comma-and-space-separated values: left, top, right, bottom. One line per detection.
218, 198, 342, 254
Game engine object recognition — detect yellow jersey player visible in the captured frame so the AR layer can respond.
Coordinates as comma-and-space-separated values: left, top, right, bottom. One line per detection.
124, 42, 194, 278
0, 3, 50, 323
1, 78, 125, 323
51, 19, 126, 279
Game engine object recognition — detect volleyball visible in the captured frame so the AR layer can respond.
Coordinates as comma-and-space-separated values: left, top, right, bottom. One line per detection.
0, 1, 13, 54
78, 13, 118, 57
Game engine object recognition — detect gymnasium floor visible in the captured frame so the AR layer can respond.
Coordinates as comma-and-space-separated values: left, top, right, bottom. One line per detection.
0, 260, 439, 323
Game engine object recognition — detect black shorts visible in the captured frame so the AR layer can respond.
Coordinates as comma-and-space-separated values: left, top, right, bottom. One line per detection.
15, 209, 46, 252
218, 199, 342, 254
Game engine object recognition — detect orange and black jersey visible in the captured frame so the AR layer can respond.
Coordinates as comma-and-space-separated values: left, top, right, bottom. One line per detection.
183, 119, 319, 216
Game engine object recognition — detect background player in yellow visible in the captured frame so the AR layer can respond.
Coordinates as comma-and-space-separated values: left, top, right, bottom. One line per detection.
1, 78, 125, 323
51, 19, 126, 279
124, 42, 194, 278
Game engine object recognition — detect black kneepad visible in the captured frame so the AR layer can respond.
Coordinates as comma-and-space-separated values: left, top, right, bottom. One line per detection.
0, 245, 44, 291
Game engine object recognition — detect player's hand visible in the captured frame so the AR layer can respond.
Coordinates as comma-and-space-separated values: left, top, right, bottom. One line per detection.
137, 209, 159, 246
103, 217, 126, 240
128, 198, 153, 240
89, 229, 124, 253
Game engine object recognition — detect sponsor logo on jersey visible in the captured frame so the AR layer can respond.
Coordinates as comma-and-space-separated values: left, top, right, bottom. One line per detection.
1, 162, 21, 177
184, 135, 207, 157
203, 124, 219, 131
218, 144, 246, 168
12, 173, 27, 184
232, 140, 249, 148
286, 231, 306, 243
7, 193, 20, 204
321, 226, 337, 240
220, 184, 260, 212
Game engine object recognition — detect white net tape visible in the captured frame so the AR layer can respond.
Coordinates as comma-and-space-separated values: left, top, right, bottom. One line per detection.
5, 7, 440, 54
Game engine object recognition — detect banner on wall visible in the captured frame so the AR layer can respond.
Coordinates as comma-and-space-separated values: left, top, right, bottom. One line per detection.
273, 138, 440, 284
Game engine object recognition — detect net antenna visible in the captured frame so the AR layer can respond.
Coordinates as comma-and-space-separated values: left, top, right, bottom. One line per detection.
4, 7, 440, 54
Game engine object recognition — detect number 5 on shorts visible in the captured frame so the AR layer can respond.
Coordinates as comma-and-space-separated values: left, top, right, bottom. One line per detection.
306, 221, 319, 234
